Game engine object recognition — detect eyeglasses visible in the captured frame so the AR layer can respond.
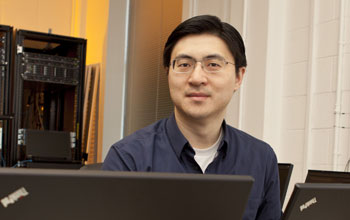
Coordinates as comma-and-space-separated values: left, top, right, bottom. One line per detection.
171, 56, 235, 74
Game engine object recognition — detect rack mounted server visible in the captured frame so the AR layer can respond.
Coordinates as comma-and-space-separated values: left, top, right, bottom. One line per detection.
7, 29, 87, 166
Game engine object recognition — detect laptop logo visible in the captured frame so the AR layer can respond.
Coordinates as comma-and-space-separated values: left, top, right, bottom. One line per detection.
300, 197, 317, 212
1, 187, 29, 208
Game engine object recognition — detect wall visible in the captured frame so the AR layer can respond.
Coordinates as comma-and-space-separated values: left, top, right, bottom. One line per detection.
102, 0, 129, 159
102, 0, 183, 158
0, 0, 73, 35
79, 0, 109, 162
124, 0, 182, 136
280, 0, 350, 202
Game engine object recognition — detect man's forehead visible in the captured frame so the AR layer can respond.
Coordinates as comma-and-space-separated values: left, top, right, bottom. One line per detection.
174, 53, 225, 60
170, 34, 232, 60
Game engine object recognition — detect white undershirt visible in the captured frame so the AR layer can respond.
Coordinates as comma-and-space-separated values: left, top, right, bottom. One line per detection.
193, 129, 223, 173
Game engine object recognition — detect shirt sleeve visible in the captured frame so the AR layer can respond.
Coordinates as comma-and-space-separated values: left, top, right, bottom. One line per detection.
102, 145, 137, 171
256, 149, 282, 220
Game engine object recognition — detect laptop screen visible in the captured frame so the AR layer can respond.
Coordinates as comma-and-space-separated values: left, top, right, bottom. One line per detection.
0, 168, 254, 220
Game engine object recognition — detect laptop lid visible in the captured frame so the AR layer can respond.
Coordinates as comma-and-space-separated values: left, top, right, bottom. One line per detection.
278, 163, 294, 206
305, 169, 350, 183
0, 168, 254, 220
283, 183, 350, 220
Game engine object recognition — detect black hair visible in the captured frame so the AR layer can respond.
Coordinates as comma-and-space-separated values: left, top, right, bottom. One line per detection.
163, 15, 247, 75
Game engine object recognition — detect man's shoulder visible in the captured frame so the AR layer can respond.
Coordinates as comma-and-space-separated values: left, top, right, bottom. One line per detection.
112, 118, 168, 150
225, 124, 275, 154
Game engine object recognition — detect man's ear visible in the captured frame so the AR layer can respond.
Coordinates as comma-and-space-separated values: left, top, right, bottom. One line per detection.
234, 67, 246, 91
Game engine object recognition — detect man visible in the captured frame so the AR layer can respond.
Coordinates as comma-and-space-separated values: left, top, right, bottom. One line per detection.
103, 15, 281, 220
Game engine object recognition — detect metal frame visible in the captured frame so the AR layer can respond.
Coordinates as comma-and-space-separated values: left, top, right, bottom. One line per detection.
10, 29, 86, 166
0, 25, 13, 167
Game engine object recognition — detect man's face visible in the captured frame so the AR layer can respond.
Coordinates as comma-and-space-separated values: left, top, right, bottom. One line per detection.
168, 34, 245, 121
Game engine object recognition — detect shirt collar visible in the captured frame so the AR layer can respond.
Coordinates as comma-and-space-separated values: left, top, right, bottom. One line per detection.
166, 113, 229, 158
219, 120, 229, 155
166, 114, 188, 158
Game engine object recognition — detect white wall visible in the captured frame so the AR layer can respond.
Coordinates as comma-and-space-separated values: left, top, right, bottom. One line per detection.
280, 0, 350, 202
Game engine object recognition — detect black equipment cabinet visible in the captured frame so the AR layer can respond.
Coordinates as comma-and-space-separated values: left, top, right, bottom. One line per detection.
9, 30, 86, 167
0, 25, 13, 167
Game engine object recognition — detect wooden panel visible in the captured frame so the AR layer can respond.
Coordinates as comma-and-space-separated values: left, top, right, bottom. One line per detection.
82, 64, 100, 164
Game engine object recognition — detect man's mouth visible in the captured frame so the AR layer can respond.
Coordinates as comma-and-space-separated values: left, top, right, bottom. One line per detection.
186, 92, 210, 101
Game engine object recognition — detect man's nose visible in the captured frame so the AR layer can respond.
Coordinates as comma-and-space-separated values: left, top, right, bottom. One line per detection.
188, 62, 208, 85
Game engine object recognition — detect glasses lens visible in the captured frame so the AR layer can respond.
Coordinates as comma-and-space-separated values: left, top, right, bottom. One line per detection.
203, 57, 225, 72
173, 58, 194, 73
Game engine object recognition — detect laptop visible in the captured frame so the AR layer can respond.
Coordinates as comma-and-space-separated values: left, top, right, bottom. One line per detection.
283, 183, 350, 220
305, 169, 350, 183
278, 163, 293, 206
0, 168, 254, 220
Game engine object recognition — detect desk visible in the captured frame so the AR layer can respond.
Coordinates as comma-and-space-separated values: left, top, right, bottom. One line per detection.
25, 161, 83, 169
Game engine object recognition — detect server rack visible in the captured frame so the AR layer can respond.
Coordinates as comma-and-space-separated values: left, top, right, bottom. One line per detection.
10, 30, 86, 167
0, 25, 13, 167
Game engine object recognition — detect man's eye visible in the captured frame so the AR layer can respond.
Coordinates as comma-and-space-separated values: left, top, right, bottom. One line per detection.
208, 62, 221, 67
178, 63, 191, 68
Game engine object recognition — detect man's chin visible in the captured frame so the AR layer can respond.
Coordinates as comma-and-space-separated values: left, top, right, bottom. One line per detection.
180, 109, 212, 120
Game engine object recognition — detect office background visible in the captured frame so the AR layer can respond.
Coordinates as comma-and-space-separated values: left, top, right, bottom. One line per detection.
1, 0, 350, 206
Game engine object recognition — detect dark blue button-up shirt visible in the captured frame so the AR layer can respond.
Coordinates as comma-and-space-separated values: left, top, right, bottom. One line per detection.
103, 114, 281, 220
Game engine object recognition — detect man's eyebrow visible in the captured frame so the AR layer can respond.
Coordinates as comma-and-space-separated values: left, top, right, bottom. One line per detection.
205, 54, 225, 59
174, 54, 225, 60
174, 54, 193, 60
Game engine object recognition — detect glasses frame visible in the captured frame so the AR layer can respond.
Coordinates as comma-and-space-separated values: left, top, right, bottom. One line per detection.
171, 56, 236, 74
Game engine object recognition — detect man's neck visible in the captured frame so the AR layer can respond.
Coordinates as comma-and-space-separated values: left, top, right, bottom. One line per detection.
174, 110, 224, 149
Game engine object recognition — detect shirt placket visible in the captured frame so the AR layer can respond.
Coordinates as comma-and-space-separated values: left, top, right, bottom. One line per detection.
181, 144, 202, 173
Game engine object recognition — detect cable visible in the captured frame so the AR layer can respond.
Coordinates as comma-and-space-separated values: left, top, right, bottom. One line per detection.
12, 160, 33, 168
0, 151, 5, 167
